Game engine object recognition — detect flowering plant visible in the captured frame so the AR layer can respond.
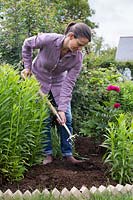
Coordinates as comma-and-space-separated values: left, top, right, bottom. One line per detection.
106, 84, 121, 109
114, 103, 121, 108
107, 85, 120, 93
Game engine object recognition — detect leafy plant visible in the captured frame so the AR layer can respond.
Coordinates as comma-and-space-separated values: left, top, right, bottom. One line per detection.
102, 113, 133, 184
72, 62, 133, 139
51, 123, 75, 158
72, 65, 121, 138
118, 81, 133, 112
51, 126, 62, 158
0, 64, 48, 181
0, 0, 94, 64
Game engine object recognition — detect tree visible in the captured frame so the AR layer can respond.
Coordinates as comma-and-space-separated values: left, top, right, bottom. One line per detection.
60, 0, 95, 27
91, 34, 104, 55
1, 0, 47, 63
0, 0, 96, 64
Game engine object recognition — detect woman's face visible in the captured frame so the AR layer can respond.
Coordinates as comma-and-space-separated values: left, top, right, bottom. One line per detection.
67, 33, 89, 52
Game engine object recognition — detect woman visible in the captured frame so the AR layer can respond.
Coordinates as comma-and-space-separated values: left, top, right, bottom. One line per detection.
21, 22, 91, 165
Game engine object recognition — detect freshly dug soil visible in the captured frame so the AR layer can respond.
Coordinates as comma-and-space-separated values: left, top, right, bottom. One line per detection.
0, 136, 117, 192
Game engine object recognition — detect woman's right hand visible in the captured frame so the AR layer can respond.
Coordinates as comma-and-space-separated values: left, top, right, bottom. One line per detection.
21, 68, 32, 79
57, 111, 66, 125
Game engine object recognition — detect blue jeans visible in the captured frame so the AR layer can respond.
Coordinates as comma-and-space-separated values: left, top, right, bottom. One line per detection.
43, 104, 73, 157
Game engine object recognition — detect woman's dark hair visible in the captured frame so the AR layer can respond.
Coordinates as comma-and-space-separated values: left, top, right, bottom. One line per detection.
64, 22, 91, 42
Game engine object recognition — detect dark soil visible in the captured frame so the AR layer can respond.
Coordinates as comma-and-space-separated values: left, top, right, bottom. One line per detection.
0, 136, 117, 192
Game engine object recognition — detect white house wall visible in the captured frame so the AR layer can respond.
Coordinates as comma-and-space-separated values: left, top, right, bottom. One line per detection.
115, 36, 133, 61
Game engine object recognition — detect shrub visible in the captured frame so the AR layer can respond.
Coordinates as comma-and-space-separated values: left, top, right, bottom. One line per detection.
118, 81, 133, 112
0, 64, 48, 181
104, 80, 133, 119
72, 65, 121, 138
72, 60, 133, 139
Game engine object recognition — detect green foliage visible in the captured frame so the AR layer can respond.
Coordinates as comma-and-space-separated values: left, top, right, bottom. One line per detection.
72, 57, 133, 183
89, 59, 133, 77
84, 50, 117, 69
91, 35, 104, 55
59, 0, 95, 27
0, 0, 95, 64
72, 65, 121, 137
91, 192, 133, 200
104, 80, 133, 115
118, 81, 133, 112
51, 126, 62, 158
102, 114, 133, 184
117, 61, 133, 76
0, 64, 48, 181
51, 125, 75, 158
72, 56, 133, 139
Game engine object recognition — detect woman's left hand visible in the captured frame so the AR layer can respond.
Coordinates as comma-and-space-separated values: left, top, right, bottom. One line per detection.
57, 111, 66, 125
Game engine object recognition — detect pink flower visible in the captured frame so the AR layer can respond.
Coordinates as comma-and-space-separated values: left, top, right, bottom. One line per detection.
106, 85, 120, 92
107, 85, 114, 91
114, 103, 121, 108
114, 86, 120, 92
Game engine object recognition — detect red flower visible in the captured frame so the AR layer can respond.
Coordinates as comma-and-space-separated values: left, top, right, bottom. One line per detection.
114, 86, 120, 92
107, 85, 120, 92
107, 85, 114, 91
114, 103, 121, 108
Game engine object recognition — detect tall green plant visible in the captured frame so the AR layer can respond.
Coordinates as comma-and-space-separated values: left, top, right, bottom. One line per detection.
102, 113, 133, 184
0, 64, 48, 181
51, 126, 62, 158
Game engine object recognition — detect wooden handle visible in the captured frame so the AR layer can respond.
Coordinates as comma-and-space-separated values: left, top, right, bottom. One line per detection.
39, 90, 61, 120
39, 89, 72, 138
47, 100, 59, 116
22, 75, 62, 122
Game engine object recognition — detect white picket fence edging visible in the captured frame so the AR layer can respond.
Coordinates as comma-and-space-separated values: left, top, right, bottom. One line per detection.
1, 184, 133, 199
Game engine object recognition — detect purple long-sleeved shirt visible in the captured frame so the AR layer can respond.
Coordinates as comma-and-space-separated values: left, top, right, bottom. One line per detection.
22, 33, 83, 112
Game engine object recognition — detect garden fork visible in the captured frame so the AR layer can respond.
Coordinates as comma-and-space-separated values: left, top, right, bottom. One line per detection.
21, 72, 77, 143
39, 90, 77, 143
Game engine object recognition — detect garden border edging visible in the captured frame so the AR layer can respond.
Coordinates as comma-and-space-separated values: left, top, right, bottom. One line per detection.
1, 184, 133, 199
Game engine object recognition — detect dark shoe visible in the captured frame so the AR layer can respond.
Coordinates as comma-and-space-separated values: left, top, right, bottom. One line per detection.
43, 155, 53, 165
64, 156, 84, 164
